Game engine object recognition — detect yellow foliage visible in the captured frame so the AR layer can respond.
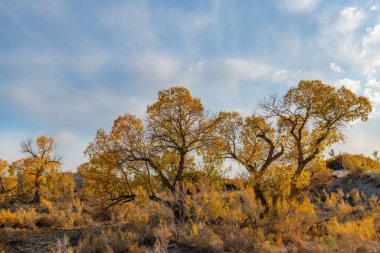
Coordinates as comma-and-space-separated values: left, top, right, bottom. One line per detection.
328, 153, 380, 173
295, 170, 311, 189
0, 159, 17, 198
273, 197, 317, 240
262, 165, 293, 202
325, 192, 339, 209
192, 222, 203, 236
11, 136, 61, 202
327, 217, 377, 242
0, 209, 21, 226
194, 191, 229, 221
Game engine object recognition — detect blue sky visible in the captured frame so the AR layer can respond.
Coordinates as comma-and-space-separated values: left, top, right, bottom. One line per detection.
1, 0, 380, 171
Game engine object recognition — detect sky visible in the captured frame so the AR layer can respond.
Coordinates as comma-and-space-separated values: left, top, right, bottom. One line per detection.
1, 0, 380, 171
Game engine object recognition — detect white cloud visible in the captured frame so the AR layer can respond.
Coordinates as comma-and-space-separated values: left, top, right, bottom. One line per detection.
335, 7, 366, 33
363, 25, 380, 47
223, 58, 272, 80
335, 78, 361, 93
183, 58, 273, 95
364, 78, 380, 111
332, 118, 380, 157
130, 53, 182, 84
330, 62, 342, 73
272, 69, 290, 82
370, 5, 378, 11
278, 0, 320, 13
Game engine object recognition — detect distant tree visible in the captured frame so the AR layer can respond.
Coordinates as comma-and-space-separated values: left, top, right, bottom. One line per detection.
81, 87, 218, 221
215, 112, 283, 206
0, 159, 17, 198
11, 136, 61, 203
260, 80, 372, 197
329, 149, 336, 158
46, 172, 75, 202
372, 150, 379, 162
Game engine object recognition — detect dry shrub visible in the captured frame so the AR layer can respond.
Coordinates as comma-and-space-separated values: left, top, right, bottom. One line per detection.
36, 198, 93, 228
188, 187, 263, 226
268, 198, 317, 247
98, 197, 175, 251
177, 222, 224, 253
76, 230, 147, 253
36, 213, 65, 227
331, 153, 380, 173
15, 207, 39, 229
191, 191, 230, 223
53, 235, 74, 253
213, 226, 259, 252
0, 209, 21, 227
326, 217, 378, 252
308, 161, 333, 192
324, 192, 340, 210
178, 188, 264, 252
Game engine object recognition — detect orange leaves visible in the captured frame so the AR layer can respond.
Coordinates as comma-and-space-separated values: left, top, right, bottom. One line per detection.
0, 209, 22, 227
111, 114, 143, 140
11, 136, 62, 202
0, 159, 8, 172
148, 86, 204, 117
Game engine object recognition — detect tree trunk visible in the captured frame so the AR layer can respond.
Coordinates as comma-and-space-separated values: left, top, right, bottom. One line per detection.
34, 170, 42, 203
0, 176, 5, 194
173, 180, 186, 222
173, 196, 186, 222
34, 182, 41, 203
254, 184, 267, 207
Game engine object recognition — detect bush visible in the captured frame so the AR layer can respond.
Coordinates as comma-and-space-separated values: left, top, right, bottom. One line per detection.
327, 154, 380, 173
0, 209, 21, 227
36, 213, 65, 228
77, 230, 147, 253
327, 217, 377, 251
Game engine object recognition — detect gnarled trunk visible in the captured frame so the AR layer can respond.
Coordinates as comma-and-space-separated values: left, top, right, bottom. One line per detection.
254, 184, 267, 207
34, 170, 42, 203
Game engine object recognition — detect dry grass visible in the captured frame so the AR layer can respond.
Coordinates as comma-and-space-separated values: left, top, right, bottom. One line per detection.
2, 182, 380, 252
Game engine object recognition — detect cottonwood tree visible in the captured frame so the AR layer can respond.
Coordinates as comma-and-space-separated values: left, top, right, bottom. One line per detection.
260, 80, 372, 197
0, 159, 17, 198
216, 112, 283, 205
81, 87, 217, 221
11, 136, 62, 203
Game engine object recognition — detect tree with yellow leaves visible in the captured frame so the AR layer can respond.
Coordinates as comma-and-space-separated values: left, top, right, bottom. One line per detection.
82, 87, 218, 221
215, 112, 283, 205
11, 136, 62, 203
0, 159, 17, 199
260, 80, 372, 197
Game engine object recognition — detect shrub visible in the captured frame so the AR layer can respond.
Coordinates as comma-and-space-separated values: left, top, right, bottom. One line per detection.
76, 230, 148, 253
270, 197, 317, 243
178, 223, 224, 253
327, 217, 378, 251
327, 153, 380, 173
0, 209, 21, 227
15, 208, 39, 229
36, 213, 65, 228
